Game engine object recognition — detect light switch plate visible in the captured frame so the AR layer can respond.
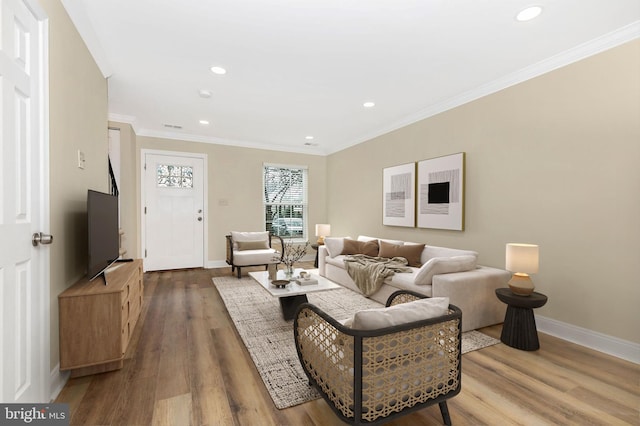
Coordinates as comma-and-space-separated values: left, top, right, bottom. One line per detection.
77, 150, 85, 169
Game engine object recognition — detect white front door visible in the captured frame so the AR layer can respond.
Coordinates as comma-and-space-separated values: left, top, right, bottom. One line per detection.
142, 151, 206, 271
0, 0, 50, 403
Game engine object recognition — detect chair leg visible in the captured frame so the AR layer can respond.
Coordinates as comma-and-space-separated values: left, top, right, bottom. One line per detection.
439, 401, 452, 426
237, 267, 241, 278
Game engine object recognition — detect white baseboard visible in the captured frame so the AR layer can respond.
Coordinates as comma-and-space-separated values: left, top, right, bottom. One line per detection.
49, 363, 70, 402
207, 260, 229, 269
536, 315, 639, 364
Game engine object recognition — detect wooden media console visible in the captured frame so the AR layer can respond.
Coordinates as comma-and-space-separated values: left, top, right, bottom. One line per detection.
58, 259, 143, 377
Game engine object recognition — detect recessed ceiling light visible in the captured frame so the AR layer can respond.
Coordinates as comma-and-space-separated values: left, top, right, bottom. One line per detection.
199, 120, 210, 125
516, 6, 542, 21
363, 101, 375, 108
199, 89, 212, 98
210, 66, 227, 75
305, 136, 314, 140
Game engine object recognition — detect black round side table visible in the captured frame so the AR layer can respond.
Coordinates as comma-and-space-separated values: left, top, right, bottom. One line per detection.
495, 288, 548, 351
311, 243, 319, 267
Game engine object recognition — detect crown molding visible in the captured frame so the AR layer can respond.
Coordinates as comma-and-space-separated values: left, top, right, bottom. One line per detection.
135, 128, 327, 157
327, 21, 640, 155
108, 113, 139, 133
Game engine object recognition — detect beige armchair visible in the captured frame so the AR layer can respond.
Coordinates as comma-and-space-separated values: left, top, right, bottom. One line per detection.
225, 231, 283, 278
294, 290, 462, 425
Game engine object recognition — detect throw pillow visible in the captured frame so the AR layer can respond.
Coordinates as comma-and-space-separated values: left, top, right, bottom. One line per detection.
414, 255, 478, 285
231, 231, 269, 242
324, 237, 346, 258
231, 231, 270, 250
378, 240, 425, 267
236, 240, 269, 250
351, 297, 450, 330
358, 235, 405, 246
341, 239, 379, 257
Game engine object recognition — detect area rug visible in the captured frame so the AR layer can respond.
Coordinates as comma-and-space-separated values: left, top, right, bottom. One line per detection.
212, 275, 500, 410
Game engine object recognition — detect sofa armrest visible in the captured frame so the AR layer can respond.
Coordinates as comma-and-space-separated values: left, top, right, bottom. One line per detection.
432, 266, 510, 332
318, 245, 329, 275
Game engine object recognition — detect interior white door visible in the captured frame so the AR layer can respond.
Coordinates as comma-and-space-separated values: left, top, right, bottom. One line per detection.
143, 152, 205, 271
0, 0, 49, 403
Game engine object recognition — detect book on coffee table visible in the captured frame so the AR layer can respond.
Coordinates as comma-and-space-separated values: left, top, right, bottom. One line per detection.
295, 276, 318, 286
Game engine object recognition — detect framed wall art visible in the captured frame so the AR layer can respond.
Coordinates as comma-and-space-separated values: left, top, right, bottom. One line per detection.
417, 152, 465, 231
382, 162, 415, 227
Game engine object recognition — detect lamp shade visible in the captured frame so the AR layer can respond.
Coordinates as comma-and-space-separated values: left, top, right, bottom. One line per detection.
505, 243, 539, 274
315, 224, 331, 237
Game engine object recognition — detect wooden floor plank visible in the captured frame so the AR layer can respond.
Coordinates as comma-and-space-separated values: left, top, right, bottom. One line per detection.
212, 326, 281, 426
152, 393, 192, 426
55, 264, 640, 426
190, 385, 235, 426
112, 376, 157, 425
155, 277, 191, 402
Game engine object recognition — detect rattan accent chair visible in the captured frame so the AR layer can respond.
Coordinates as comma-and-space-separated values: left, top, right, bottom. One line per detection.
294, 290, 462, 425
225, 232, 284, 278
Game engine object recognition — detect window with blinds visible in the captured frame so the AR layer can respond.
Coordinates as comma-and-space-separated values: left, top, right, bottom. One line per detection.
263, 164, 308, 240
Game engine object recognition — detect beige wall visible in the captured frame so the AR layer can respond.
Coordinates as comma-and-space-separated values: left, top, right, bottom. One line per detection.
44, 0, 109, 369
327, 40, 640, 343
132, 136, 328, 262
108, 123, 138, 258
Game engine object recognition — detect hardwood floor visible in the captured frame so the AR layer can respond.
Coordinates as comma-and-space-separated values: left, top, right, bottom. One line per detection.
55, 264, 640, 425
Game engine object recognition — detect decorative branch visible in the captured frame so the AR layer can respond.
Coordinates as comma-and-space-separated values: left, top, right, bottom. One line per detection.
276, 240, 309, 270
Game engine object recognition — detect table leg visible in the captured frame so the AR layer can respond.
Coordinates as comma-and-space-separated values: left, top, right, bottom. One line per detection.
280, 294, 309, 320
500, 305, 540, 351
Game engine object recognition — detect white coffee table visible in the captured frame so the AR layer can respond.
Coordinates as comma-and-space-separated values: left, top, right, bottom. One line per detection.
249, 268, 341, 320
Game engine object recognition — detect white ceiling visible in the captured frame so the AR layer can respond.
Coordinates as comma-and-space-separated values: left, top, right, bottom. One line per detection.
63, 1, 640, 155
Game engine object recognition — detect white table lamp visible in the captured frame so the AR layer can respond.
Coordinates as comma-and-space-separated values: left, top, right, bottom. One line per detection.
505, 243, 539, 296
315, 224, 331, 244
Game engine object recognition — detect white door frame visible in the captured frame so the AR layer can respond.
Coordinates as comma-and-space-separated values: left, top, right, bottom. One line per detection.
140, 149, 208, 271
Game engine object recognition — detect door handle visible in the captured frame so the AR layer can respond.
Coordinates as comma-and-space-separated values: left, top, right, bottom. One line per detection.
197, 217, 203, 222
32, 232, 53, 246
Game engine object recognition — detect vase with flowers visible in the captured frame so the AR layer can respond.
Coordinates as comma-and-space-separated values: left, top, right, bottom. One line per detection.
277, 239, 309, 278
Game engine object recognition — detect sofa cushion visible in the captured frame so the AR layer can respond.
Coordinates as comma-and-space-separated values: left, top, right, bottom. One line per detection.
341, 239, 379, 257
231, 231, 269, 250
236, 240, 269, 250
358, 235, 405, 246
350, 297, 449, 330
414, 255, 477, 285
325, 254, 346, 268
378, 241, 425, 267
232, 248, 278, 266
421, 245, 478, 264
324, 237, 346, 258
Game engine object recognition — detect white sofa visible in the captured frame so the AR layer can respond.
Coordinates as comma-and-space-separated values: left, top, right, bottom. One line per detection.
317, 235, 510, 332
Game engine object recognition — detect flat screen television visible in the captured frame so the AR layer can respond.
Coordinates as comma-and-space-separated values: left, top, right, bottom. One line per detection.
87, 189, 120, 281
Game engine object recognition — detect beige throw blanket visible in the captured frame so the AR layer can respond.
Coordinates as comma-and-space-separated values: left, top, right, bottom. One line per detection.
343, 255, 412, 296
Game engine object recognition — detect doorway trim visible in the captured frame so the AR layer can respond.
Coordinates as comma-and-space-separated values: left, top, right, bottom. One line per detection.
140, 149, 208, 271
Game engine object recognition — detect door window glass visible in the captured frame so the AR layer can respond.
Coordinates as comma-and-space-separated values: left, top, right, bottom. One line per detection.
157, 164, 193, 188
